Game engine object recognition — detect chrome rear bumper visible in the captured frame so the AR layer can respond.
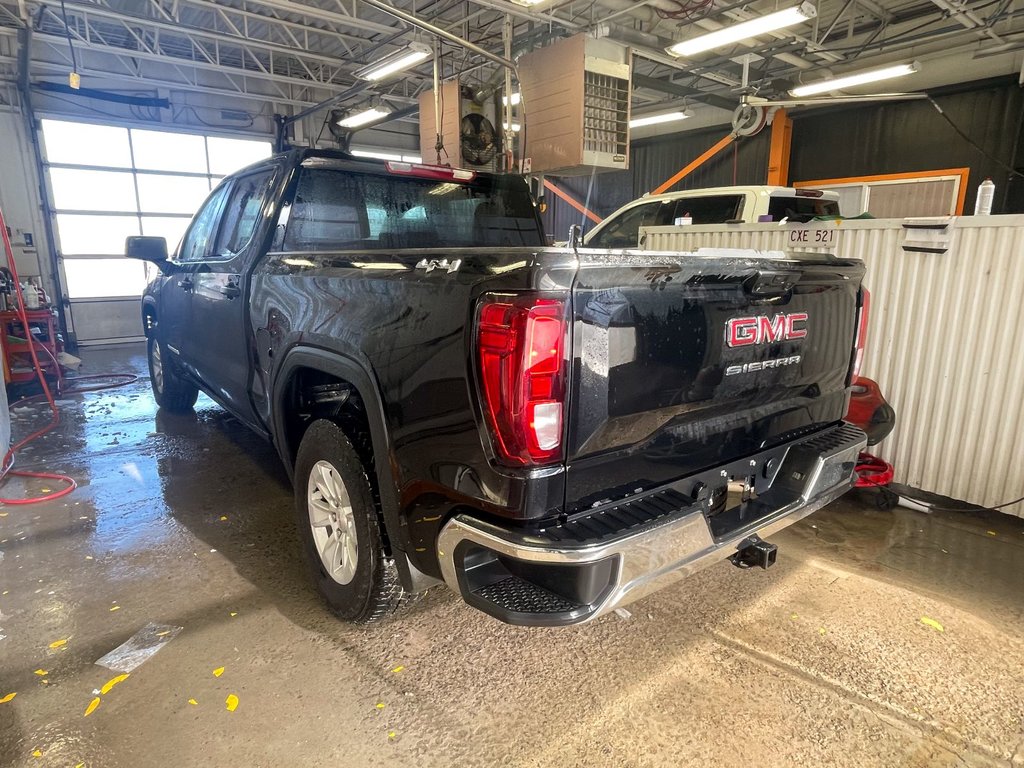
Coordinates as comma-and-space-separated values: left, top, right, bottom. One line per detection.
437, 423, 867, 626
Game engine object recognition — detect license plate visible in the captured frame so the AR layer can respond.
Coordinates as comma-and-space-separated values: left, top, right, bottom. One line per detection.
787, 226, 837, 249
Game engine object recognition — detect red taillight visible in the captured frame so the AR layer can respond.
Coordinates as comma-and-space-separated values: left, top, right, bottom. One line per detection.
853, 288, 870, 376
476, 295, 568, 466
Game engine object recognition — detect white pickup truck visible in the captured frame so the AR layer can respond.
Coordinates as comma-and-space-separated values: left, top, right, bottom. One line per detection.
583, 186, 843, 249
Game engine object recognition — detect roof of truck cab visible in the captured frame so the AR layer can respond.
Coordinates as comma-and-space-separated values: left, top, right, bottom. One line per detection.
634, 185, 840, 202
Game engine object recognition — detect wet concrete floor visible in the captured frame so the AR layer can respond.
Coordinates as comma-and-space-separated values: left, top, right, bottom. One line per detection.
1, 343, 1023, 767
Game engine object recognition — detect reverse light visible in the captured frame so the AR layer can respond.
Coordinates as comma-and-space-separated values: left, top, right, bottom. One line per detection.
476, 295, 568, 466
853, 288, 870, 376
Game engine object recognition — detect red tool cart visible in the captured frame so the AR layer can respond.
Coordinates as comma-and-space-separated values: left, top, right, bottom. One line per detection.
1, 308, 62, 386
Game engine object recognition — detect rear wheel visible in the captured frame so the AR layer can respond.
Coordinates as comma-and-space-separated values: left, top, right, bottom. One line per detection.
147, 334, 198, 412
294, 419, 404, 623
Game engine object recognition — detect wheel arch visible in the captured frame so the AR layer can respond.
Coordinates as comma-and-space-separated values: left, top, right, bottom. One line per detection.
272, 347, 406, 562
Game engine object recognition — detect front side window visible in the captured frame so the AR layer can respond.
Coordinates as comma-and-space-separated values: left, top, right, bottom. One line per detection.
178, 186, 229, 262
212, 169, 276, 259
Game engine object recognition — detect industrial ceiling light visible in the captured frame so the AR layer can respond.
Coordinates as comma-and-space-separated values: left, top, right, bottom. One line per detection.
503, 92, 522, 106
629, 109, 694, 128
667, 3, 816, 57
509, 0, 550, 6
789, 62, 920, 96
337, 106, 391, 129
355, 42, 432, 81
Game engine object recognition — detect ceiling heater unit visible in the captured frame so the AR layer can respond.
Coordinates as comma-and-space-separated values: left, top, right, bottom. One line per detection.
517, 34, 631, 176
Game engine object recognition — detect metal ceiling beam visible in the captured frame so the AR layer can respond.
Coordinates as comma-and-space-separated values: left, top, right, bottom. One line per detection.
33, 5, 352, 91
55, 1, 349, 68
632, 73, 735, 111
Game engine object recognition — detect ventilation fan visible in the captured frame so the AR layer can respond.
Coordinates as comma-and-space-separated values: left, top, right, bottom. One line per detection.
460, 113, 499, 167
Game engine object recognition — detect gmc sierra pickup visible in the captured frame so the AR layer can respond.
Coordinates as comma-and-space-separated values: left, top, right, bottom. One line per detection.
127, 149, 868, 626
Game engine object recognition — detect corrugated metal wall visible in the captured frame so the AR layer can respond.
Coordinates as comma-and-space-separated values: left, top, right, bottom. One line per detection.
640, 215, 1024, 517
789, 77, 1024, 215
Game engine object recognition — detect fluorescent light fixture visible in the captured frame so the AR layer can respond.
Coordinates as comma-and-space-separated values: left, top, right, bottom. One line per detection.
629, 109, 694, 128
667, 3, 816, 57
509, 0, 549, 6
356, 42, 432, 81
337, 107, 391, 129
789, 62, 920, 97
503, 92, 522, 106
502, 122, 522, 132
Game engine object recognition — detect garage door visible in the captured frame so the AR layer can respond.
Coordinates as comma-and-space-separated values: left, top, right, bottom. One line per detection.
40, 119, 271, 345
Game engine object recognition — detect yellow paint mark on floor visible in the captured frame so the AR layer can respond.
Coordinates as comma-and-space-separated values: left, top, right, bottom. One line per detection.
920, 616, 944, 632
188, 698, 198, 706
84, 697, 101, 717
212, 667, 225, 677
225, 694, 239, 712
100, 674, 129, 695
33, 670, 47, 676
0, 692, 16, 704
391, 665, 404, 674
48, 638, 68, 649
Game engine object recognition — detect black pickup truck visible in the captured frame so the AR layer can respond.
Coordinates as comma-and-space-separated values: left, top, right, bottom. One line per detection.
127, 149, 868, 627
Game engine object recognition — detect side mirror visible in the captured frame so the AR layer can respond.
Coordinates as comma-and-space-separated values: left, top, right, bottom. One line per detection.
126, 236, 169, 264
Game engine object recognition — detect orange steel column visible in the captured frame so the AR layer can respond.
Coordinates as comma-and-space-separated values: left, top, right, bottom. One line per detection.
766, 109, 792, 186
651, 134, 735, 195
543, 179, 603, 224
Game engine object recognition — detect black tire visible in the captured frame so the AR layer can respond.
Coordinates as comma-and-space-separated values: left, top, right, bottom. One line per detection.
147, 334, 198, 412
294, 419, 404, 623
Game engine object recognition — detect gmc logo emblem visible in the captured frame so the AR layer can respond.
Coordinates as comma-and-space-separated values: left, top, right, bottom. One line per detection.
726, 313, 808, 347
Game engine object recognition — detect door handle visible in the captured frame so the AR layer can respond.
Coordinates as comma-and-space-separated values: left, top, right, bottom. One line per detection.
177, 276, 194, 292
220, 285, 241, 299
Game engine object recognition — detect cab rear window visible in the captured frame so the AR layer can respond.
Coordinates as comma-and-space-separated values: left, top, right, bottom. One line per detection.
767, 196, 840, 223
281, 167, 544, 251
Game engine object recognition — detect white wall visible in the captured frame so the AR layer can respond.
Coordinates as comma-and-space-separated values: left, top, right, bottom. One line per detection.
0, 106, 52, 293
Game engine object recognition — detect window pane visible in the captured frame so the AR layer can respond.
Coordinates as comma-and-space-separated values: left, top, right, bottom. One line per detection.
42, 119, 131, 167
141, 216, 192, 253
56, 214, 140, 255
213, 171, 275, 258
137, 174, 212, 215
207, 136, 272, 175
131, 129, 208, 173
63, 258, 147, 298
179, 187, 228, 262
49, 168, 137, 212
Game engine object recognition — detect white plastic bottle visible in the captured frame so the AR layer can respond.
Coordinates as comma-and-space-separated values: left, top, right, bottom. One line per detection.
974, 178, 995, 215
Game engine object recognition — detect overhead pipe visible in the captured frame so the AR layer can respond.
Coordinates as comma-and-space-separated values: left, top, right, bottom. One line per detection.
358, 0, 515, 71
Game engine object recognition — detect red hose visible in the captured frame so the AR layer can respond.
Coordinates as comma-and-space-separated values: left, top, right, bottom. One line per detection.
0, 206, 77, 505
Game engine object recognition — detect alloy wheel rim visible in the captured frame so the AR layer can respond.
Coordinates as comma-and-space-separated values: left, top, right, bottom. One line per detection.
151, 340, 164, 393
307, 459, 358, 585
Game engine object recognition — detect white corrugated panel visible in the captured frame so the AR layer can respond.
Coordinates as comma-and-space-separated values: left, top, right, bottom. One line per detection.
640, 215, 1024, 517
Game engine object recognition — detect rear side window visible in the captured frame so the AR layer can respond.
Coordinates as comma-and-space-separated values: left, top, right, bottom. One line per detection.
282, 167, 543, 251
767, 196, 840, 223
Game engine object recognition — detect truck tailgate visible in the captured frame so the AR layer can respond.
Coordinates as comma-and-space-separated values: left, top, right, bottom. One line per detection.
566, 249, 865, 515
